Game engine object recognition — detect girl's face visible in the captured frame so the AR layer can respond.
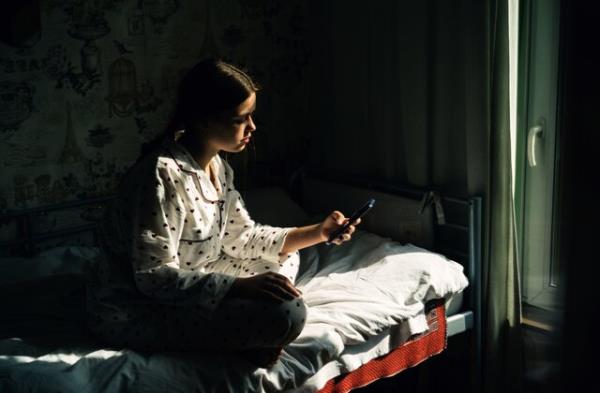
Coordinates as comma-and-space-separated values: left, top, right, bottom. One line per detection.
207, 92, 257, 153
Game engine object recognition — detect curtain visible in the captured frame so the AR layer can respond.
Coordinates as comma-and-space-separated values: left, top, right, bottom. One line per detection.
483, 1, 523, 392
307, 0, 487, 198
306, 1, 522, 391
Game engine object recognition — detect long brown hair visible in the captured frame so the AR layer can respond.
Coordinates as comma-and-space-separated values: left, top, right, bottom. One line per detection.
139, 58, 260, 160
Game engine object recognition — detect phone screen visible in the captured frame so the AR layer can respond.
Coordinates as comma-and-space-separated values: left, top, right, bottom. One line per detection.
326, 198, 375, 244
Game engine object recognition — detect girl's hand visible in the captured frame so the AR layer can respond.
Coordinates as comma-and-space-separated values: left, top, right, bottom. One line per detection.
318, 210, 362, 245
228, 272, 302, 303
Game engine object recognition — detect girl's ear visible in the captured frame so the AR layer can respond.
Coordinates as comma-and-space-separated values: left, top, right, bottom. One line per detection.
173, 129, 185, 141
192, 118, 211, 133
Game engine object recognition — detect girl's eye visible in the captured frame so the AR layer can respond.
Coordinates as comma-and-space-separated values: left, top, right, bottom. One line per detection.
234, 114, 253, 124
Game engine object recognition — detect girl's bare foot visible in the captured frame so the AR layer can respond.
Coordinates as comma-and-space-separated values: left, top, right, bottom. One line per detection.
239, 346, 283, 368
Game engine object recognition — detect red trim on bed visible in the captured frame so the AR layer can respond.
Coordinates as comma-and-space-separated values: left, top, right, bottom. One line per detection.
317, 300, 447, 393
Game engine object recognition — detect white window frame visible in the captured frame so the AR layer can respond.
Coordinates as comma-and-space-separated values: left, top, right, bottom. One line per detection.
514, 0, 564, 314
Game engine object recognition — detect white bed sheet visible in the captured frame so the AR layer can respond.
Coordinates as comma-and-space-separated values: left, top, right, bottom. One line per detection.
0, 230, 468, 393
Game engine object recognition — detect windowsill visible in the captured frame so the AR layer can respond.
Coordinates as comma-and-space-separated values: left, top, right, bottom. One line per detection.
521, 303, 562, 333
522, 317, 554, 332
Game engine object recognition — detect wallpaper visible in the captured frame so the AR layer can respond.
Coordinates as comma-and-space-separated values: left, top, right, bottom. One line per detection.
0, 0, 312, 212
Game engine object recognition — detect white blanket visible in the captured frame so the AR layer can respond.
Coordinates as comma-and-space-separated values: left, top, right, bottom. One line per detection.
0, 230, 468, 392
296, 230, 468, 345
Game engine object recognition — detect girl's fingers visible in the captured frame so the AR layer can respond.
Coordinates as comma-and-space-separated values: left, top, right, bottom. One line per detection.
271, 274, 302, 297
284, 282, 302, 297
336, 233, 351, 244
259, 288, 286, 303
266, 282, 296, 300
331, 211, 345, 225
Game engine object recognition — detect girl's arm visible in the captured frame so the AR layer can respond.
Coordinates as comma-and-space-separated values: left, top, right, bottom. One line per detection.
220, 160, 297, 263
279, 212, 361, 255
125, 163, 234, 319
219, 159, 361, 261
221, 187, 296, 263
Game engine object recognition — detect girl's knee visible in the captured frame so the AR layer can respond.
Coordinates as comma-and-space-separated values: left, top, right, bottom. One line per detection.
271, 297, 307, 345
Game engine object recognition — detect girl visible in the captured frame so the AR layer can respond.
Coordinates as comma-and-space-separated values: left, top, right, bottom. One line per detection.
85, 58, 361, 368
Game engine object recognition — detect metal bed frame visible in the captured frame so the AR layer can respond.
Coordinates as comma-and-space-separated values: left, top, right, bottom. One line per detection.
0, 196, 114, 257
290, 167, 483, 391
0, 170, 482, 391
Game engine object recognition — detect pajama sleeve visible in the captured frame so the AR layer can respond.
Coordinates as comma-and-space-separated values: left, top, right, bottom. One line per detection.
220, 161, 297, 263
130, 164, 234, 320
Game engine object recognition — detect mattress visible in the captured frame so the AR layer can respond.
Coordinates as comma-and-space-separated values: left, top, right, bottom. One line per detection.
0, 229, 467, 392
314, 300, 447, 393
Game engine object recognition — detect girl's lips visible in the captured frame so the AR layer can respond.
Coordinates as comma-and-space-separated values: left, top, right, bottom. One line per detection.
242, 137, 251, 143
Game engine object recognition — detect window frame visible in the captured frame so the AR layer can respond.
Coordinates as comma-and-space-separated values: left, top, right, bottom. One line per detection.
514, 0, 564, 318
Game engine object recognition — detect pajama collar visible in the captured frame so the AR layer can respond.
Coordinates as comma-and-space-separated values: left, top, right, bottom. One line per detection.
162, 139, 226, 203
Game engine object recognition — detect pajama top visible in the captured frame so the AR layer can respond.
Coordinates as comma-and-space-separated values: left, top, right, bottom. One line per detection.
91, 138, 297, 321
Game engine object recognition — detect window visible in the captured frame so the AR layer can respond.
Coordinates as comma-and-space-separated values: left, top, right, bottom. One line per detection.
514, 0, 564, 325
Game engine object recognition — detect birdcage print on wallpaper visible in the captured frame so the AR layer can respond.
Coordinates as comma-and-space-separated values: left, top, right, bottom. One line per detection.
106, 57, 139, 117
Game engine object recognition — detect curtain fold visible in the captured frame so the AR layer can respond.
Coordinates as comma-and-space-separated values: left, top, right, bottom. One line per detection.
307, 0, 488, 197
483, 1, 523, 392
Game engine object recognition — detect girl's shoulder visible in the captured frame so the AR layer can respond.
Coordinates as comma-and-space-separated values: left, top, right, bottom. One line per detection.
123, 146, 180, 188
155, 148, 181, 174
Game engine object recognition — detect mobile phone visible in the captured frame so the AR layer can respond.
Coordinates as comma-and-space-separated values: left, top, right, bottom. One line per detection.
325, 198, 375, 245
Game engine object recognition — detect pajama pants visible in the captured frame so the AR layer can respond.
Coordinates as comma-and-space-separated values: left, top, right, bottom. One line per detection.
86, 250, 307, 353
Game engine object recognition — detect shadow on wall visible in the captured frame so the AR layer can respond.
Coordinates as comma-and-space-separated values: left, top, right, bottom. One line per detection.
0, 0, 312, 211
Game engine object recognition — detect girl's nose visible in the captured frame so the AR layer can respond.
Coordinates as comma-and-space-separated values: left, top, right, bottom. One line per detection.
247, 115, 257, 131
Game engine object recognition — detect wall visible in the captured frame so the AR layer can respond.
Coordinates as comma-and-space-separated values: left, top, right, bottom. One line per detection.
0, 0, 312, 211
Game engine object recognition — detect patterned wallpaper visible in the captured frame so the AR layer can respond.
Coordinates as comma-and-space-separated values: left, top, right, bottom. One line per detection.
0, 0, 312, 212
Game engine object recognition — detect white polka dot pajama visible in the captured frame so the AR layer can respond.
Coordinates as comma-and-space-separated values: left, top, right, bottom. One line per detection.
85, 139, 307, 353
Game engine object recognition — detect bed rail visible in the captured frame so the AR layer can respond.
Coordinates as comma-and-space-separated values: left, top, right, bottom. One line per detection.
0, 196, 115, 257
289, 167, 482, 390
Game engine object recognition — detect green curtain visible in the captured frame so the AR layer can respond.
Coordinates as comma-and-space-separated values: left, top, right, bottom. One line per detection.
483, 1, 523, 392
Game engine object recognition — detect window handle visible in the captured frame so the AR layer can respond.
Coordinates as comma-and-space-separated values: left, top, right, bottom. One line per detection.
527, 124, 544, 167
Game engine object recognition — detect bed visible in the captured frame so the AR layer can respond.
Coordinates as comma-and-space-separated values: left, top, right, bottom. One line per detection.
0, 168, 482, 392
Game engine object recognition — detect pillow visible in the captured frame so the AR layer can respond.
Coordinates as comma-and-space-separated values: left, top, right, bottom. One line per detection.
0, 246, 99, 286
242, 186, 310, 228
296, 229, 469, 344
